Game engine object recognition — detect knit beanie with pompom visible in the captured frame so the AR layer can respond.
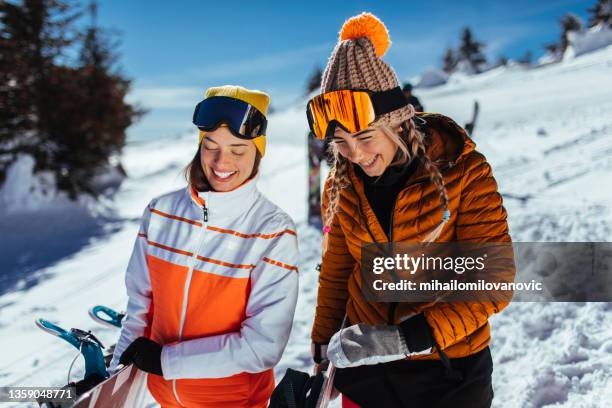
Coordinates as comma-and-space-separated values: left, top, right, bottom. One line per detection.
321, 12, 415, 127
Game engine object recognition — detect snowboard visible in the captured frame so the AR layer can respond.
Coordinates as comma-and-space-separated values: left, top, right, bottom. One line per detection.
308, 132, 327, 229
72, 364, 147, 408
315, 364, 337, 408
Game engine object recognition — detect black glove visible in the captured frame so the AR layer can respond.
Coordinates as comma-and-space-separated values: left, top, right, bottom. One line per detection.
398, 312, 435, 353
73, 372, 106, 395
119, 337, 163, 376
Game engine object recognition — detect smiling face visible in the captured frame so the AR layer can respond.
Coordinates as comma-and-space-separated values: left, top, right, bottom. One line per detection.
200, 126, 257, 192
332, 125, 399, 177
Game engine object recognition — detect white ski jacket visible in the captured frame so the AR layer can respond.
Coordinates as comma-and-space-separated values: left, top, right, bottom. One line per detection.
109, 177, 298, 406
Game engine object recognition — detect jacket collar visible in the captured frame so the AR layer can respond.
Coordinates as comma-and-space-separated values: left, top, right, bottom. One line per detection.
187, 176, 259, 221
344, 113, 476, 243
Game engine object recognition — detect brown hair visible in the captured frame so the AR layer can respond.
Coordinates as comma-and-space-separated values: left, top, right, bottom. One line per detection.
322, 119, 449, 251
184, 142, 262, 192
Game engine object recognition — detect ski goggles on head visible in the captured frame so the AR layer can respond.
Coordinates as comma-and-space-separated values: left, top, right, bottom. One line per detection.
306, 86, 409, 140
192, 96, 267, 139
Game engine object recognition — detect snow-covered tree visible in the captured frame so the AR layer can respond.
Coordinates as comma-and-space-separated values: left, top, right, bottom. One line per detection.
0, 0, 142, 198
495, 55, 508, 67
560, 13, 584, 52
519, 50, 533, 65
545, 42, 561, 55
442, 47, 457, 73
45, 1, 143, 196
0, 0, 80, 185
540, 42, 562, 64
457, 27, 487, 74
587, 0, 612, 28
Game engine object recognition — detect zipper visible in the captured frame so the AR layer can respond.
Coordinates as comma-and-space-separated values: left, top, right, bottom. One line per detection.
171, 197, 209, 407
353, 161, 455, 325
353, 184, 378, 244
354, 175, 427, 244
387, 161, 455, 324
387, 194, 399, 325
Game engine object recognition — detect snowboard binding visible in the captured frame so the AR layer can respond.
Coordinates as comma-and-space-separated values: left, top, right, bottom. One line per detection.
88, 305, 124, 329
35, 307, 139, 407
35, 319, 109, 407
35, 319, 109, 381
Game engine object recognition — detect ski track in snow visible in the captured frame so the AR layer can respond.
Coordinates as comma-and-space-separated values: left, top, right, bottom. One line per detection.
1, 46, 611, 407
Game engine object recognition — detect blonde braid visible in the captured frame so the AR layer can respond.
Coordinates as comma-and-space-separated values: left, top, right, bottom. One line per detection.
401, 120, 450, 242
403, 120, 448, 210
322, 152, 351, 253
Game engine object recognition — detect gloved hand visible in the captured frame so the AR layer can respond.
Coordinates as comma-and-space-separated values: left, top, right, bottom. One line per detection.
311, 343, 329, 374
73, 373, 106, 395
327, 314, 434, 368
119, 337, 163, 376
311, 342, 339, 402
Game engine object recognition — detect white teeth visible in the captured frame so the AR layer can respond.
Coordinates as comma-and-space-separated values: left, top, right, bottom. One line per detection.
363, 156, 377, 167
213, 170, 236, 179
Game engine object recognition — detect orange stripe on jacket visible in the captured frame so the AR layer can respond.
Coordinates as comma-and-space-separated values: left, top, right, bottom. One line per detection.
147, 240, 193, 257
263, 257, 298, 271
146, 239, 255, 270
207, 225, 297, 239
197, 256, 255, 270
150, 207, 294, 239
150, 208, 202, 227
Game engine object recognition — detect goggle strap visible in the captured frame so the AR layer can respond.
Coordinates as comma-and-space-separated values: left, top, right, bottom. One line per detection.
370, 86, 409, 116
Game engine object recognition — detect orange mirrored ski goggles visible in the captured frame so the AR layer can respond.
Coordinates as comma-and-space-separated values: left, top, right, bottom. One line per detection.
306, 87, 408, 140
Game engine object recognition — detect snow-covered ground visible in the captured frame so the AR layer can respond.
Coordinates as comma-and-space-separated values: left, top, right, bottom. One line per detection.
1, 44, 611, 407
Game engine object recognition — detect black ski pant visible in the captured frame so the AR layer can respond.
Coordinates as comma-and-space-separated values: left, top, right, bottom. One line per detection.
334, 346, 494, 408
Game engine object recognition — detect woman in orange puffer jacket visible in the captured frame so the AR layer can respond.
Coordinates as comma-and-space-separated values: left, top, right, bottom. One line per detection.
307, 13, 513, 408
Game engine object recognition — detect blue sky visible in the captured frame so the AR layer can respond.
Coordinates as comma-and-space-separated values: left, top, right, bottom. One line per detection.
95, 0, 593, 140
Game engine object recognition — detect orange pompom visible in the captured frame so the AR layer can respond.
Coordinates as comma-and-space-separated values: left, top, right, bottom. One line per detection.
339, 12, 391, 57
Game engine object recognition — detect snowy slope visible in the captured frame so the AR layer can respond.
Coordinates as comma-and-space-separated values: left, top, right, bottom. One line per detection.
1, 45, 611, 408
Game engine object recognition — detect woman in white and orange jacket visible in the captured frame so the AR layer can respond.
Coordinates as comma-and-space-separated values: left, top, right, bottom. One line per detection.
109, 85, 299, 407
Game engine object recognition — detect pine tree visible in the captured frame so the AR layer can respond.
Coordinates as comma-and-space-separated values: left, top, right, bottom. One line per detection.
305, 66, 322, 95
442, 47, 456, 73
78, 2, 117, 70
1, 0, 143, 197
519, 50, 533, 65
544, 42, 560, 55
587, 0, 612, 28
457, 27, 487, 74
495, 55, 508, 67
43, 0, 143, 196
0, 0, 80, 183
0, 1, 33, 161
560, 13, 583, 52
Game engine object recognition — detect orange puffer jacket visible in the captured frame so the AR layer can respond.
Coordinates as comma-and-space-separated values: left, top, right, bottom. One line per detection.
312, 113, 512, 359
